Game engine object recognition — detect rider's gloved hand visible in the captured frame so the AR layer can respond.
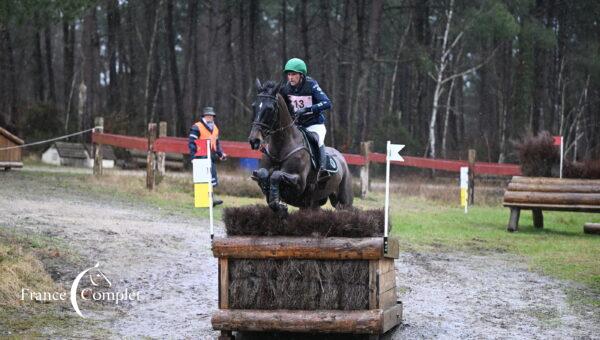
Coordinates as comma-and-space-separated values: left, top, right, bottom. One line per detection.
296, 107, 311, 115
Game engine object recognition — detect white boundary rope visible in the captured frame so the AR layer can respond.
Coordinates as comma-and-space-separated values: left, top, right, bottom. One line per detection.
0, 127, 101, 151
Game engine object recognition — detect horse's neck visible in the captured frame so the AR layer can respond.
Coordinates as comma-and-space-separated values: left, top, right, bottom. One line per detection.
269, 94, 301, 152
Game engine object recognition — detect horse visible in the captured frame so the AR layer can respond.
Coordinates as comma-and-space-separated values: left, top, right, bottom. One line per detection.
248, 79, 353, 216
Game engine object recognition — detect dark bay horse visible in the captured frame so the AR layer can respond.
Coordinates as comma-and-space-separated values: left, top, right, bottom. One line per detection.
248, 80, 353, 216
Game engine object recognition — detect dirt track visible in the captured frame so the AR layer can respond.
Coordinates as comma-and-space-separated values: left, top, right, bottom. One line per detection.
0, 170, 598, 339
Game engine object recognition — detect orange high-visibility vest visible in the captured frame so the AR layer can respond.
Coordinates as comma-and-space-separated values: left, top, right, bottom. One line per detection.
194, 122, 219, 157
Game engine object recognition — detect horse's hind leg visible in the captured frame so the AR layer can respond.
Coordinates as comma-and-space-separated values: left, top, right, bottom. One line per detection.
329, 193, 338, 207
335, 172, 354, 209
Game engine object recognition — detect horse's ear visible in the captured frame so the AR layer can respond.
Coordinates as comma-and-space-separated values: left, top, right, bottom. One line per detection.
255, 78, 262, 92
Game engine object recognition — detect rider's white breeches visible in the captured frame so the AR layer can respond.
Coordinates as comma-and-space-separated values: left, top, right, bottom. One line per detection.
306, 124, 326, 147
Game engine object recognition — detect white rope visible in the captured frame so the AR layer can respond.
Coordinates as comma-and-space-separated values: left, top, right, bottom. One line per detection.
0, 127, 101, 151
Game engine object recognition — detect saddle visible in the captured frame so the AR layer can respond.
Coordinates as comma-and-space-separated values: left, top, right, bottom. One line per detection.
298, 128, 338, 173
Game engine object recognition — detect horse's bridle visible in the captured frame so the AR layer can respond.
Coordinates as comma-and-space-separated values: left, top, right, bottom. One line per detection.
252, 93, 299, 137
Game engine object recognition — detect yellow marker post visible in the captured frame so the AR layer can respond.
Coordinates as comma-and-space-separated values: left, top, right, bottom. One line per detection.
194, 183, 212, 208
192, 139, 214, 238
460, 166, 468, 213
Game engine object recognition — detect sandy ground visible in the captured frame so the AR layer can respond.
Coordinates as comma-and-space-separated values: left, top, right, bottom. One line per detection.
0, 169, 598, 339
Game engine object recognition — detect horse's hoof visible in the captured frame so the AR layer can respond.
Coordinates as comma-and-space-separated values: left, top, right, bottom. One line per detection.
276, 205, 288, 219
269, 200, 280, 210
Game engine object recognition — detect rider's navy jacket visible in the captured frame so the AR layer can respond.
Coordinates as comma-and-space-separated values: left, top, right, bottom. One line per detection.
280, 76, 331, 127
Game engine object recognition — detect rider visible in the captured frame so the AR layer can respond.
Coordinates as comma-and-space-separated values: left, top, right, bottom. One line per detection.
279, 58, 332, 176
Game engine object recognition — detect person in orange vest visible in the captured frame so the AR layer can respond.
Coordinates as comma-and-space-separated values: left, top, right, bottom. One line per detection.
188, 106, 227, 206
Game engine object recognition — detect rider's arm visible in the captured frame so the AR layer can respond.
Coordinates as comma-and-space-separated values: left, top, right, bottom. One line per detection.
188, 125, 199, 159
309, 80, 332, 114
215, 138, 224, 158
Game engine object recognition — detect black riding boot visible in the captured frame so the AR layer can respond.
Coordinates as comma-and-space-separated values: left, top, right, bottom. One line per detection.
318, 145, 329, 181
319, 146, 327, 171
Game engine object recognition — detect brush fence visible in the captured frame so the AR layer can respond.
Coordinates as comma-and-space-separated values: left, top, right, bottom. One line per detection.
211, 236, 402, 338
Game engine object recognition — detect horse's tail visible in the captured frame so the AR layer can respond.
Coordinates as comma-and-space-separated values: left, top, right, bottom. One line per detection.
336, 157, 354, 208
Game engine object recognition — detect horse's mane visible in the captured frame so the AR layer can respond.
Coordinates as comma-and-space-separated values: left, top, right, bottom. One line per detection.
259, 80, 279, 96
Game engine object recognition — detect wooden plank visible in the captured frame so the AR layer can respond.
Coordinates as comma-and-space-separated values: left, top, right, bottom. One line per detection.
378, 270, 396, 294
212, 309, 383, 334
584, 223, 600, 235
503, 203, 600, 213
510, 176, 600, 186
378, 258, 395, 275
381, 303, 402, 333
212, 237, 385, 260
508, 182, 600, 194
0, 161, 23, 168
384, 237, 399, 258
503, 191, 600, 206
378, 286, 397, 309
369, 260, 378, 309
219, 258, 229, 309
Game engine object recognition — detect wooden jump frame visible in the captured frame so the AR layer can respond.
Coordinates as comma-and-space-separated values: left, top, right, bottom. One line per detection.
211, 236, 402, 339
503, 176, 600, 232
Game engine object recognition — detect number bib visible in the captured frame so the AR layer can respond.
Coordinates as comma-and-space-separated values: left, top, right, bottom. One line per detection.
288, 95, 313, 113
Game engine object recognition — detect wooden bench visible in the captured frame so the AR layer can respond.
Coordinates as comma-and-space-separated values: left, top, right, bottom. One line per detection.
503, 176, 600, 232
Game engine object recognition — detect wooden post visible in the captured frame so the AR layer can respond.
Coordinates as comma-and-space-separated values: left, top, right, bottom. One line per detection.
468, 149, 476, 205
157, 121, 167, 179
93, 117, 104, 176
360, 141, 372, 198
532, 209, 544, 229
146, 123, 157, 190
583, 223, 600, 235
507, 207, 520, 232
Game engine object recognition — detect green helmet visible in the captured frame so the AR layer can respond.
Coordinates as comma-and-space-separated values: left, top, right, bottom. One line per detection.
284, 58, 307, 75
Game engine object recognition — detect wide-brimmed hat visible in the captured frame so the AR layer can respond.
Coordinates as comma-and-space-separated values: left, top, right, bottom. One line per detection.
202, 106, 216, 116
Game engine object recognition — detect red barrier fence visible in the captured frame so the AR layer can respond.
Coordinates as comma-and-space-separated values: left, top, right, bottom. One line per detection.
92, 131, 520, 176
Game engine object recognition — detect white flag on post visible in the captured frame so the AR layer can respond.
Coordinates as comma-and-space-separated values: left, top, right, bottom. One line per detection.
387, 143, 405, 162
384, 141, 405, 255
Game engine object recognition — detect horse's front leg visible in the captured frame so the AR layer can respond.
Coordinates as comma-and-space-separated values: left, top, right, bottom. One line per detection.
268, 170, 302, 217
251, 168, 271, 200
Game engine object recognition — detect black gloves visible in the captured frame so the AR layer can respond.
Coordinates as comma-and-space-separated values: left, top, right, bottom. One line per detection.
296, 107, 311, 115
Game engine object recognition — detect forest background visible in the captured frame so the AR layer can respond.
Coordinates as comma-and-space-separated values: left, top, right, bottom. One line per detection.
0, 0, 598, 162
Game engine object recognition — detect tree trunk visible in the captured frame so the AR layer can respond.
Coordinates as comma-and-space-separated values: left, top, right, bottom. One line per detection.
44, 26, 56, 105
81, 8, 98, 136
106, 0, 121, 113
182, 0, 198, 125
441, 78, 455, 159
300, 0, 309, 63
165, 0, 185, 135
0, 23, 18, 131
33, 25, 45, 102
143, 1, 161, 125
63, 20, 75, 125
280, 0, 287, 65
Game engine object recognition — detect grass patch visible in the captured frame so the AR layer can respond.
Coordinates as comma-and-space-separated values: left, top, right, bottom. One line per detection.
0, 228, 84, 336
12, 168, 600, 302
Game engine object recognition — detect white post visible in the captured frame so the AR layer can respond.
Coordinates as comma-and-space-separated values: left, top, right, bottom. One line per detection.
559, 136, 563, 179
207, 139, 214, 240
460, 166, 468, 214
384, 141, 391, 254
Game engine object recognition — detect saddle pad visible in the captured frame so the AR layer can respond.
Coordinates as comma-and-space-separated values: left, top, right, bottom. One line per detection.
324, 154, 339, 173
